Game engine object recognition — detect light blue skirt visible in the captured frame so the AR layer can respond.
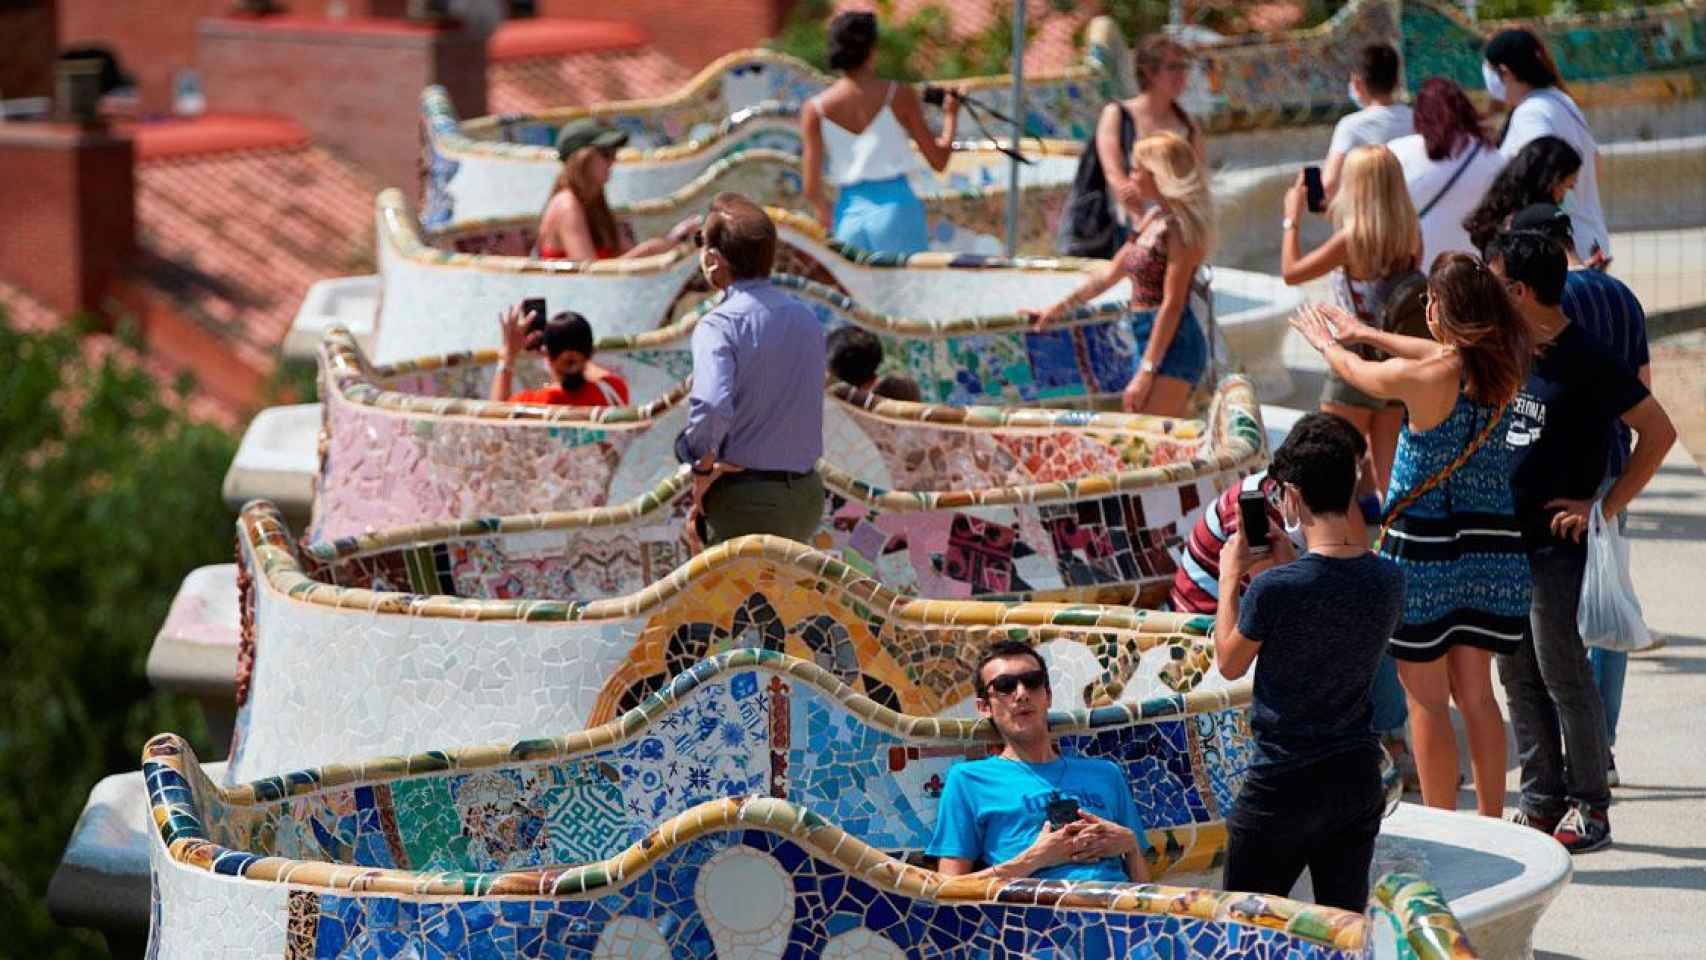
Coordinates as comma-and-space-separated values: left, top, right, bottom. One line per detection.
833, 176, 930, 255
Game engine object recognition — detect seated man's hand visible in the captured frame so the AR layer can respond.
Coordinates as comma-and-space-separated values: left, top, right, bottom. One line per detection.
1020, 819, 1087, 871
1068, 811, 1138, 862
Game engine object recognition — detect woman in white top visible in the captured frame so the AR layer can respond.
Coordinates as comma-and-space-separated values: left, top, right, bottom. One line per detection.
800, 11, 958, 255
1387, 77, 1504, 269
1483, 28, 1610, 266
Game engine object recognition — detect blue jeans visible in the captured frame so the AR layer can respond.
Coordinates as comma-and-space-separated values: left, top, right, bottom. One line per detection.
1589, 648, 1626, 747
1371, 653, 1408, 736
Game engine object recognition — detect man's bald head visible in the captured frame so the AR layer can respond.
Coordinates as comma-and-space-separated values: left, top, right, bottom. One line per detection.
702, 192, 777, 282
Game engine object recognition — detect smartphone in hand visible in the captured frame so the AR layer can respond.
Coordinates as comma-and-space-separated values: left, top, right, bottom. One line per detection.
1046, 795, 1081, 829
1303, 166, 1326, 214
522, 298, 548, 331
1238, 489, 1271, 556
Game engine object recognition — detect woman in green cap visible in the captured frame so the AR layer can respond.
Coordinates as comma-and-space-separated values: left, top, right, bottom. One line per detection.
536, 118, 696, 261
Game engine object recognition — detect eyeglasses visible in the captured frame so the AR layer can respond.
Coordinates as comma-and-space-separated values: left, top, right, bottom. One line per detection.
1265, 483, 1285, 509
982, 669, 1050, 698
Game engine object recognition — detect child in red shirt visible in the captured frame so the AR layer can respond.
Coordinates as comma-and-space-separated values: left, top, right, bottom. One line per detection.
490, 302, 629, 407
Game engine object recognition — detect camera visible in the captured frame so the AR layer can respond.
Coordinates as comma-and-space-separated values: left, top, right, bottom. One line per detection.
922, 84, 953, 107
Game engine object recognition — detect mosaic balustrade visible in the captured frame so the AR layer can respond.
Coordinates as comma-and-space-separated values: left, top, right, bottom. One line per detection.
376, 192, 1298, 373
423, 137, 1081, 260
236, 483, 1252, 782
422, 20, 1122, 224
315, 326, 1266, 585
145, 716, 1475, 957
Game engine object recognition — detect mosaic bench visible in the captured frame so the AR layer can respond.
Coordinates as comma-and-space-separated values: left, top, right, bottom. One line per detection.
230, 503, 1235, 785
425, 135, 1083, 261
375, 191, 1302, 372
142, 727, 1491, 958
313, 332, 1267, 583
422, 21, 1123, 223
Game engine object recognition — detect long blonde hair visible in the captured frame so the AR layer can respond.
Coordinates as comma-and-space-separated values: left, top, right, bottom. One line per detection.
542, 146, 622, 254
1332, 144, 1420, 278
1130, 131, 1214, 253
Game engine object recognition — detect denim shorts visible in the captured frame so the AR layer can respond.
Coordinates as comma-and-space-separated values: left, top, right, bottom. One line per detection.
1131, 304, 1208, 383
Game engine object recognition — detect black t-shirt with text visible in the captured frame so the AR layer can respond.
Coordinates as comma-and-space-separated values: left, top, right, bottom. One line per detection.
1506, 323, 1648, 537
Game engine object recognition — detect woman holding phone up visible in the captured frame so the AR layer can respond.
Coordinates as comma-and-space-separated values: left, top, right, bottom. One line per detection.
1290, 254, 1534, 818
1282, 144, 1423, 495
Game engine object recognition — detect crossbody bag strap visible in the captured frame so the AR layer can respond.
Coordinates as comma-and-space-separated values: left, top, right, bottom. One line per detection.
1416, 141, 1482, 221
1374, 402, 1507, 552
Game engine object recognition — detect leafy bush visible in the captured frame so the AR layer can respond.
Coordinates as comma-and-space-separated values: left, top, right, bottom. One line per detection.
0, 311, 235, 957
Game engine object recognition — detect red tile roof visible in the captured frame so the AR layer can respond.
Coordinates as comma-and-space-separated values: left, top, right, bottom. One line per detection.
488, 45, 691, 114
488, 17, 651, 62
123, 113, 311, 162
132, 139, 380, 380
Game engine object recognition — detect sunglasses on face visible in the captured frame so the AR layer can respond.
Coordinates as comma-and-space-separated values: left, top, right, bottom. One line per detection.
983, 669, 1050, 698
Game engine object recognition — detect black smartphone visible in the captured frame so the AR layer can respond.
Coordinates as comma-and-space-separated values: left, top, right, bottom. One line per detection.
1303, 165, 1325, 214
522, 297, 547, 330
1238, 489, 1271, 554
1045, 795, 1081, 829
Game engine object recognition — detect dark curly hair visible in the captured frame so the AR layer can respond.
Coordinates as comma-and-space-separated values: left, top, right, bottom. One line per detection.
828, 11, 878, 71
1462, 135, 1581, 254
1269, 413, 1363, 515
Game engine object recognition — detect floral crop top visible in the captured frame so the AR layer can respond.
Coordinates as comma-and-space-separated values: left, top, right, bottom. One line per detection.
1117, 214, 1172, 308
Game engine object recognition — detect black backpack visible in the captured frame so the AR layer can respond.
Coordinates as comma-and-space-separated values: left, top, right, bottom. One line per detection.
1375, 270, 1429, 339
1055, 104, 1137, 259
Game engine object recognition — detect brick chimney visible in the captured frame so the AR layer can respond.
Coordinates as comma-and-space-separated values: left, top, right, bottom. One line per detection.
0, 0, 59, 102
0, 59, 137, 320
196, 12, 486, 199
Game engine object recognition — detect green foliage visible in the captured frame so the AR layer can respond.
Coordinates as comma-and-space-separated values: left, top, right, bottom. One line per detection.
1476, 0, 1666, 17
767, 0, 1039, 82
0, 311, 235, 957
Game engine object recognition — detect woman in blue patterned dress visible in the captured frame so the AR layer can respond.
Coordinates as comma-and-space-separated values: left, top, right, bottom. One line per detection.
1290, 252, 1533, 817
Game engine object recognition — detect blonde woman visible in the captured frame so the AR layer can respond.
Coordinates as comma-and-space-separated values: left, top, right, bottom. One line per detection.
537, 118, 692, 261
1282, 144, 1423, 494
1026, 132, 1212, 416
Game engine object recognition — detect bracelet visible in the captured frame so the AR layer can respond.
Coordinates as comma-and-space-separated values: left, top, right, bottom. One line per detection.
1138, 358, 1158, 375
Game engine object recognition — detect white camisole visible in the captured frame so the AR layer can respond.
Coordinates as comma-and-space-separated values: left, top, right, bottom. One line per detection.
816, 82, 916, 186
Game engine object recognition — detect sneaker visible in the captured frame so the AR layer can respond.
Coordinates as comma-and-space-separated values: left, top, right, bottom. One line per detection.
1553, 804, 1612, 853
1608, 753, 1620, 788
1508, 808, 1560, 834
1382, 735, 1421, 792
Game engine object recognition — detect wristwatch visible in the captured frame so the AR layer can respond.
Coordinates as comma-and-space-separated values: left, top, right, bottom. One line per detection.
1138, 358, 1158, 375
1281, 216, 1298, 232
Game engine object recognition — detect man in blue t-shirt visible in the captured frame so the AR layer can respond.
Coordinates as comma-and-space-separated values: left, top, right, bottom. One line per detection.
1508, 203, 1652, 780
927, 641, 1150, 883
1488, 230, 1675, 854
1213, 413, 1404, 911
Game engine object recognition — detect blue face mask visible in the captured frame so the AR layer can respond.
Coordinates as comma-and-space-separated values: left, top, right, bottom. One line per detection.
1482, 62, 1508, 104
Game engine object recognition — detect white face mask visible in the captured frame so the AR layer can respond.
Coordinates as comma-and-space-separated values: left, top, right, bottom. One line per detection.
1482, 62, 1508, 104
1347, 78, 1366, 110
1281, 488, 1303, 535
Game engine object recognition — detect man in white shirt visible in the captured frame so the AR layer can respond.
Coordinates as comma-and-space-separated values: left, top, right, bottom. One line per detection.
1323, 44, 1414, 200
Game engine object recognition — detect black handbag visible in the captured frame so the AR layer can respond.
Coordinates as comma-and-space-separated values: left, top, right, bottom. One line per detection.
1055, 104, 1137, 259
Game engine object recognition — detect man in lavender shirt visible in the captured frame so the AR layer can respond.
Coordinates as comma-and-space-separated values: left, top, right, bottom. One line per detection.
675, 192, 827, 547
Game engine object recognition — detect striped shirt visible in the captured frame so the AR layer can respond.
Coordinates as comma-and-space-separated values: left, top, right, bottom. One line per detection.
1169, 473, 1284, 614
1560, 269, 1649, 477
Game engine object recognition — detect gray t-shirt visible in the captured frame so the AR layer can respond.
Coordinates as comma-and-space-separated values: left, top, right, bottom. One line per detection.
1237, 552, 1404, 772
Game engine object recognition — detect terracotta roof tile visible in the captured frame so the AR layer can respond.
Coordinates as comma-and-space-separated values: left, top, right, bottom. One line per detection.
133, 141, 380, 377
488, 46, 692, 114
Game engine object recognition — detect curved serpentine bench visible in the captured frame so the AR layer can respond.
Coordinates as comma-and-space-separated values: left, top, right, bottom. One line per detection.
143, 644, 1492, 958
231, 506, 1236, 785
314, 335, 1266, 586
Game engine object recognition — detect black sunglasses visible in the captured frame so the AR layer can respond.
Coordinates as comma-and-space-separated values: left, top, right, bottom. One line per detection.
983, 668, 1050, 698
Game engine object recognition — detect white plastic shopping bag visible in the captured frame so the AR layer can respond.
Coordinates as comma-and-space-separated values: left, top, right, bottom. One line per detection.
1577, 500, 1654, 651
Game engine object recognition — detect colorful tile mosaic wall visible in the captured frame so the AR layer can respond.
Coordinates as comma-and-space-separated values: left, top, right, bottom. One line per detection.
313, 331, 1264, 602
232, 500, 1235, 784
145, 727, 1475, 958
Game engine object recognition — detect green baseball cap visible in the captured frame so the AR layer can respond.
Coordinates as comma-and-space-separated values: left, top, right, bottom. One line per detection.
555, 118, 629, 160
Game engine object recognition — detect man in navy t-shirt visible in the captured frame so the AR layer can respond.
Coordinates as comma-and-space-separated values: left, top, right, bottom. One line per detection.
1213, 413, 1404, 912
928, 641, 1150, 883
1509, 203, 1653, 778
1488, 230, 1675, 853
